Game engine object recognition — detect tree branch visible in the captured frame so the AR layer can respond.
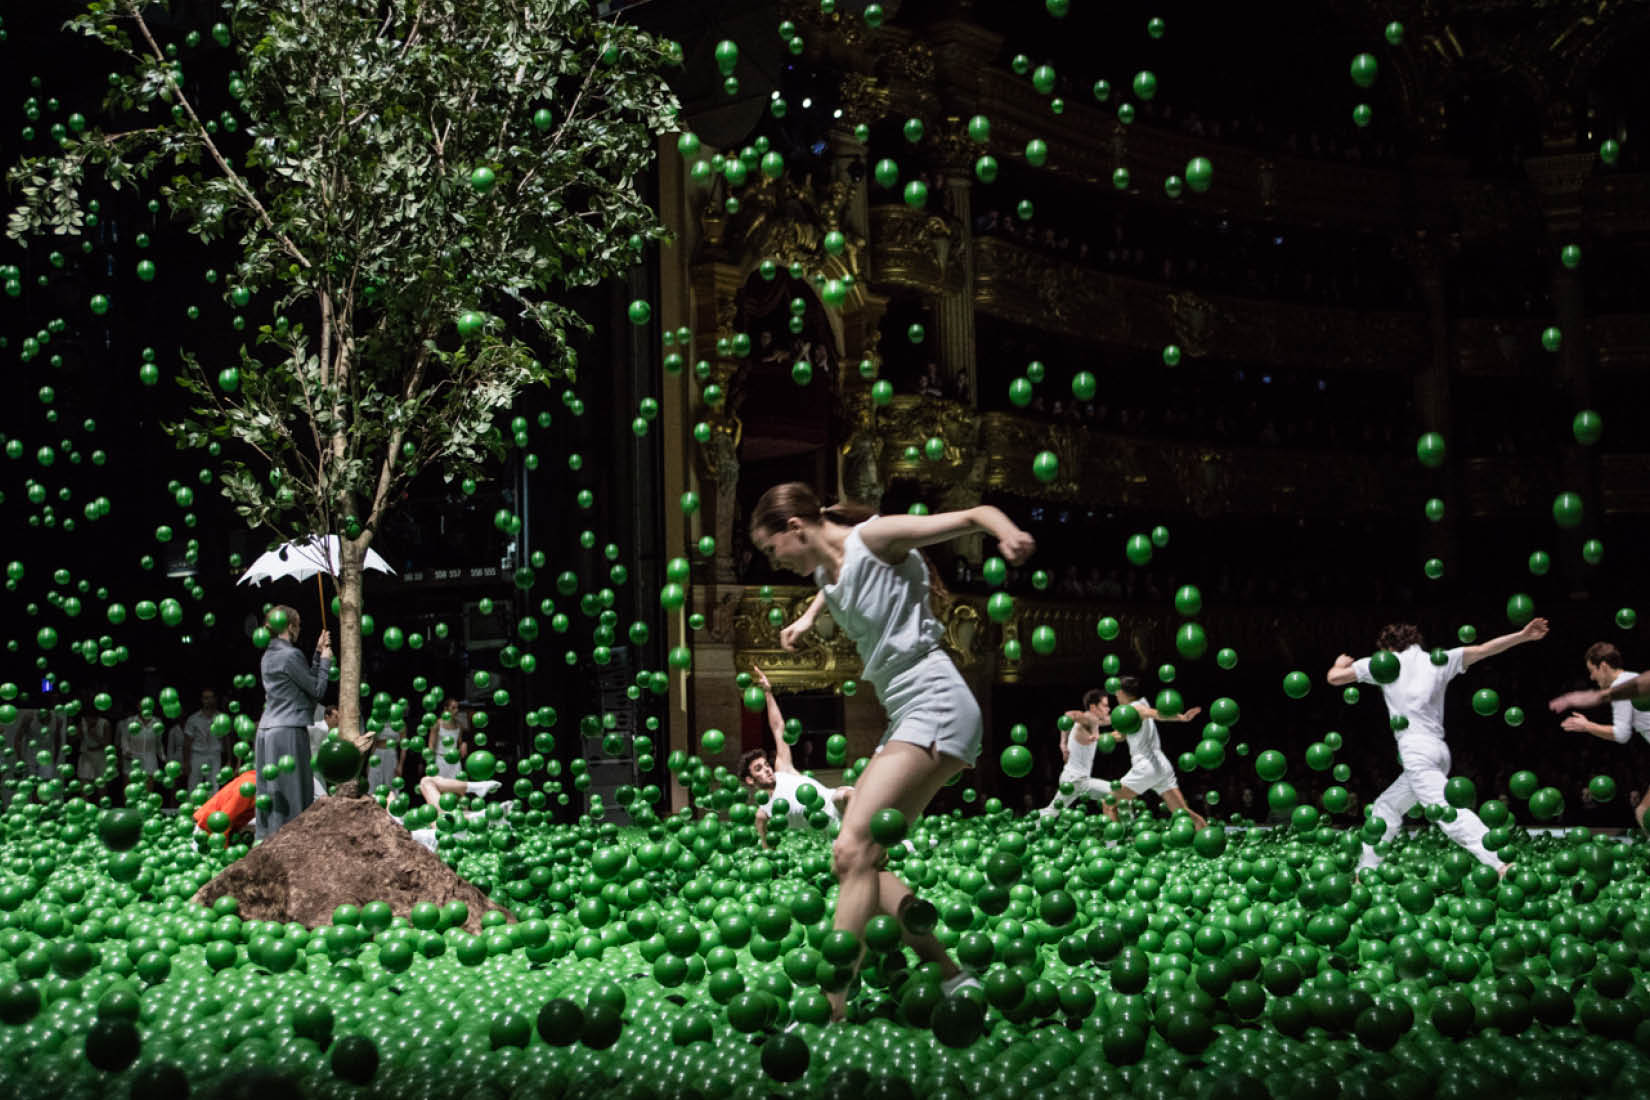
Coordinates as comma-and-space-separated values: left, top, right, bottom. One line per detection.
119, 0, 312, 271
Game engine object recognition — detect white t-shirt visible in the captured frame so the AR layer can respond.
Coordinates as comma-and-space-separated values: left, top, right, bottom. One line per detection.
185, 710, 219, 756
1124, 713, 1165, 766
1064, 728, 1099, 776
767, 770, 840, 827
1352, 644, 1464, 742
813, 523, 945, 700
1608, 671, 1650, 744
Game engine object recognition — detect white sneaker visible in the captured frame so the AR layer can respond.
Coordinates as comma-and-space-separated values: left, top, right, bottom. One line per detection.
941, 972, 981, 997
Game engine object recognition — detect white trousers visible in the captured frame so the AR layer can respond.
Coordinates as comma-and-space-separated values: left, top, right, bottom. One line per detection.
1359, 736, 1499, 870
1041, 770, 1113, 814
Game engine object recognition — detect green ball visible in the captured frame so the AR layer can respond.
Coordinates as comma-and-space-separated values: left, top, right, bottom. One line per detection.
1528, 786, 1564, 820
1369, 650, 1400, 684
464, 750, 497, 781
1508, 770, 1539, 800
1416, 432, 1446, 468
626, 299, 652, 325
1541, 326, 1563, 352
1162, 344, 1181, 367
1254, 749, 1287, 782
1111, 704, 1141, 736
1601, 138, 1621, 165
1173, 585, 1202, 616
1552, 492, 1584, 529
1282, 671, 1311, 700
1618, 607, 1638, 630
1573, 409, 1603, 445
1000, 744, 1033, 778
1589, 775, 1617, 802
1583, 538, 1604, 566
1031, 450, 1059, 483
701, 728, 725, 754
1096, 616, 1119, 640
1349, 53, 1378, 88
316, 738, 362, 784
1030, 624, 1056, 655
1175, 623, 1207, 660
1506, 593, 1534, 626
1384, 21, 1404, 45
1124, 534, 1152, 566
1216, 648, 1238, 670
1071, 371, 1096, 401
987, 591, 1014, 623
869, 808, 907, 846
1424, 497, 1445, 522
1184, 156, 1213, 193
1529, 549, 1551, 575
903, 180, 929, 208
742, 685, 766, 713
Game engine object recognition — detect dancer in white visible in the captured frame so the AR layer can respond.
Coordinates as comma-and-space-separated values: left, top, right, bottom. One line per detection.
429, 696, 468, 779
1557, 641, 1650, 827
1329, 617, 1547, 877
1101, 676, 1205, 829
738, 664, 852, 843
1040, 688, 1114, 816
752, 480, 1035, 1019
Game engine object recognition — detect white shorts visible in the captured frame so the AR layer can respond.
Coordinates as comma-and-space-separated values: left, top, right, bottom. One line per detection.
1118, 753, 1178, 795
877, 650, 984, 765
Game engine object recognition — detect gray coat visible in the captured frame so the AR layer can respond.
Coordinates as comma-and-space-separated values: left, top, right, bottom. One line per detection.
257, 637, 331, 729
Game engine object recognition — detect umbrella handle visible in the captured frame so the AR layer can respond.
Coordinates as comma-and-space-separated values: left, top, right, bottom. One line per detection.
316, 572, 328, 629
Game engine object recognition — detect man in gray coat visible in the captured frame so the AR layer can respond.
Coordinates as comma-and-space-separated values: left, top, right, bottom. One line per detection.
254, 603, 332, 840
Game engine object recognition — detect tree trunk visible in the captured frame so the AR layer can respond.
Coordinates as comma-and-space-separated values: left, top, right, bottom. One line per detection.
336, 536, 370, 796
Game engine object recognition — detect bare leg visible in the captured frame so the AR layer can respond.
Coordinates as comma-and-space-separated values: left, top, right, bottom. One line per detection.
827, 741, 966, 1019
1104, 784, 1141, 822
419, 775, 469, 808
1161, 788, 1207, 830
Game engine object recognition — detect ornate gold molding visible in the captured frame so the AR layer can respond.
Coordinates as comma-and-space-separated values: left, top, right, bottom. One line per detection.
867, 205, 967, 294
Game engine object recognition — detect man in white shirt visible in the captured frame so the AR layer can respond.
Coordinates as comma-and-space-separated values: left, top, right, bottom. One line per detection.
1099, 676, 1205, 829
738, 665, 852, 845
1328, 617, 1548, 878
1559, 642, 1650, 827
1040, 688, 1114, 816
179, 688, 224, 789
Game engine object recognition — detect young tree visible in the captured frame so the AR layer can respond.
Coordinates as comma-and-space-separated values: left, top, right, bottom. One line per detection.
7, 0, 680, 755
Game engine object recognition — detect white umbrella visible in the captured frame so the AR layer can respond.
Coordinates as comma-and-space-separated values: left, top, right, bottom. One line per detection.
238, 534, 396, 623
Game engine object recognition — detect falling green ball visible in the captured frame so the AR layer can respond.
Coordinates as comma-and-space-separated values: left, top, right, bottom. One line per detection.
1124, 534, 1152, 566
1560, 243, 1582, 269
1184, 157, 1213, 193
903, 180, 928, 208
1282, 671, 1311, 700
1000, 745, 1033, 778
469, 166, 496, 193
1582, 538, 1604, 566
1541, 326, 1563, 352
1552, 492, 1584, 529
1416, 432, 1446, 468
1030, 624, 1056, 656
1617, 608, 1638, 630
1352, 104, 1373, 128
1600, 139, 1621, 165
1216, 648, 1238, 670
1589, 775, 1617, 802
1096, 616, 1119, 640
987, 591, 1014, 624
1031, 450, 1058, 483
1423, 558, 1444, 581
1162, 344, 1181, 367
1349, 53, 1378, 88
1572, 409, 1602, 445
1368, 650, 1400, 684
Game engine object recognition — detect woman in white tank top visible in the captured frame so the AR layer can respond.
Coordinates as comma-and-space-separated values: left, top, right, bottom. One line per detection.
751, 481, 1035, 1021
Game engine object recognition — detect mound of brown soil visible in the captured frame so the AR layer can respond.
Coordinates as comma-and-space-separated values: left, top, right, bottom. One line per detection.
191, 795, 507, 934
